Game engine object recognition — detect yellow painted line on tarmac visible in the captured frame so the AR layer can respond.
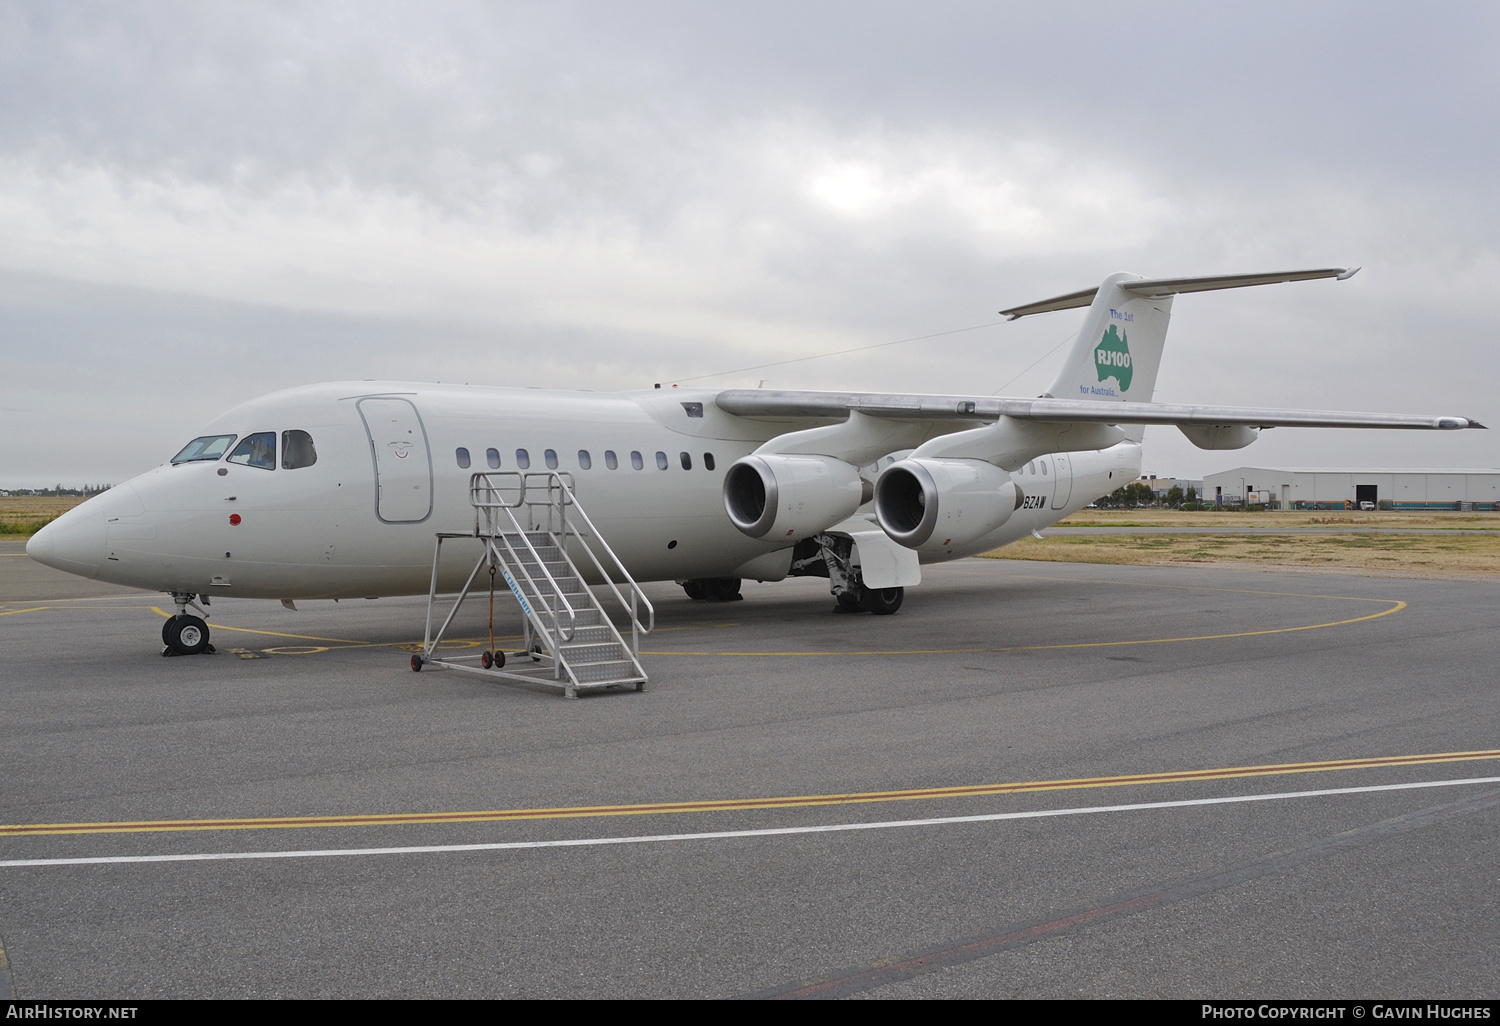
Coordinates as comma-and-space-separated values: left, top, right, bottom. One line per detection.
0, 606, 50, 618
0, 603, 159, 617
3, 748, 1496, 839
644, 598, 1405, 656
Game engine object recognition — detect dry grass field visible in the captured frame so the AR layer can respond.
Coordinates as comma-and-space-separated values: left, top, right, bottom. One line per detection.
1055, 508, 1500, 531
0, 496, 88, 535
989, 508, 1500, 576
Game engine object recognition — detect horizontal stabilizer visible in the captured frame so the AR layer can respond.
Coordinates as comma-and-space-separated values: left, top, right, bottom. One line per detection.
1000, 267, 1357, 320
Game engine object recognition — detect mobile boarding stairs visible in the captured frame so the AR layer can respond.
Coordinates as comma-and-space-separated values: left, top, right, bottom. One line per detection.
411, 472, 654, 698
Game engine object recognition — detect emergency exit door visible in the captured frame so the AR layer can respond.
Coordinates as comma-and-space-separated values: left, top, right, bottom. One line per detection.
1050, 453, 1074, 509
358, 397, 434, 523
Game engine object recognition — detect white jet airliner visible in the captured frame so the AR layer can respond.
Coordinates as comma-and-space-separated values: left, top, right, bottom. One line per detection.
27, 269, 1483, 660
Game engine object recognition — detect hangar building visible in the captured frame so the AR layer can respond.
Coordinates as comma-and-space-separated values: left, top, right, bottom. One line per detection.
1201, 467, 1500, 511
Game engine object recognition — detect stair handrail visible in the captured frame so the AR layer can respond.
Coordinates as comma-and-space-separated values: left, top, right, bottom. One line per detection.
469, 472, 578, 643
535, 471, 655, 654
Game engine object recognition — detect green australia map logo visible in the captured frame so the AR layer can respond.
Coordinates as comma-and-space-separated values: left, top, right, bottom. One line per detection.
1095, 324, 1132, 391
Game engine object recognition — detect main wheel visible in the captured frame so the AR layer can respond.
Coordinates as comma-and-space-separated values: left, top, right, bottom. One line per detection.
834, 588, 865, 613
705, 577, 742, 601
862, 586, 904, 615
165, 614, 211, 655
682, 580, 706, 600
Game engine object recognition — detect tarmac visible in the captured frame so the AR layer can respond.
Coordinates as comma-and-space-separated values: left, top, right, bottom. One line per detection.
2, 537, 1499, 998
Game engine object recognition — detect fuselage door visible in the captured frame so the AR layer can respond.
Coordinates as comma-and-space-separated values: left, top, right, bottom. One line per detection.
1050, 453, 1074, 510
357, 397, 433, 523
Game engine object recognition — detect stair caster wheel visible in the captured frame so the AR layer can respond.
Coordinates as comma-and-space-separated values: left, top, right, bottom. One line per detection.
634, 681, 646, 692
164, 614, 210, 655
410, 654, 423, 672
530, 644, 543, 663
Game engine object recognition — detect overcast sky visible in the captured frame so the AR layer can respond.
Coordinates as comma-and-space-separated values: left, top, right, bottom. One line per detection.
2, 1, 1498, 486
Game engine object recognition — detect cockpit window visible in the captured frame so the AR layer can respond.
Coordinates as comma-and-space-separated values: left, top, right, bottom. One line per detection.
226, 431, 277, 470
171, 434, 237, 464
283, 430, 318, 470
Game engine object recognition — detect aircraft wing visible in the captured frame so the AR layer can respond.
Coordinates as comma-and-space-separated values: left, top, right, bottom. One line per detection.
714, 389, 1485, 430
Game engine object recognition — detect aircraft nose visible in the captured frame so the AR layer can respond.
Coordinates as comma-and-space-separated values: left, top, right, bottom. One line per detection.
24, 525, 54, 564
27, 511, 104, 579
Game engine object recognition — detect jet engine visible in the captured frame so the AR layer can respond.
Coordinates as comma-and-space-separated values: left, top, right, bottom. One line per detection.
723, 454, 865, 541
874, 458, 1021, 552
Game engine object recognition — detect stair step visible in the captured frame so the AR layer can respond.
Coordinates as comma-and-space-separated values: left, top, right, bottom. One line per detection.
565, 625, 617, 643
560, 641, 625, 663
526, 613, 605, 633
570, 659, 641, 683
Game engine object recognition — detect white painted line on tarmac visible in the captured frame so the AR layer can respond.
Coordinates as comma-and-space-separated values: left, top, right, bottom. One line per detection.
4, 775, 1499, 869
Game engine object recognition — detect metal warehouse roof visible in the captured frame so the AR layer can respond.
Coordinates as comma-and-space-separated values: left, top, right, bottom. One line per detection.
1206, 467, 1500, 475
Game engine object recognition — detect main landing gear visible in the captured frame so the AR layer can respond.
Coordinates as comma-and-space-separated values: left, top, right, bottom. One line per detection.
162, 592, 216, 656
795, 534, 904, 616
682, 538, 906, 615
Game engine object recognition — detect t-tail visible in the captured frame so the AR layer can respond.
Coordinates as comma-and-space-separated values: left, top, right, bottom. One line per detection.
1001, 267, 1360, 441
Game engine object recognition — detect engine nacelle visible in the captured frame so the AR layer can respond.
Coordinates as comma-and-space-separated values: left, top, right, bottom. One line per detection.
1179, 424, 1259, 450
875, 458, 1020, 551
723, 454, 864, 541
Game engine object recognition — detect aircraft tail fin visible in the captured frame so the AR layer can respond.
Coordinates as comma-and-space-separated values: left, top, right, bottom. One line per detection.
1042, 273, 1173, 434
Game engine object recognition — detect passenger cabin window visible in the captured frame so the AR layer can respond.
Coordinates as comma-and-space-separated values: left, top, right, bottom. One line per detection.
605, 450, 618, 470
631, 451, 644, 470
544, 449, 558, 470
578, 450, 592, 470
282, 430, 317, 469
656, 451, 669, 470
704, 453, 716, 471
679, 452, 692, 470
455, 447, 471, 469
486, 448, 500, 469
227, 432, 276, 470
171, 434, 237, 464
516, 448, 530, 469
1041, 462, 1048, 475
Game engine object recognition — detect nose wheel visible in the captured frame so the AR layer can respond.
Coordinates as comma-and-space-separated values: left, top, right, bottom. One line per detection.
162, 614, 212, 656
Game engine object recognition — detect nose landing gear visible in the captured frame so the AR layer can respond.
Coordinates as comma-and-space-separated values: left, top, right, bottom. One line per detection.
162, 592, 217, 656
